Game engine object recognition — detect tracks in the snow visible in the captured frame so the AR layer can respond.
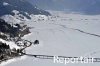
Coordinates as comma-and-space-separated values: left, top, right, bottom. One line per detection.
49, 23, 100, 38
22, 53, 100, 62
73, 29, 100, 37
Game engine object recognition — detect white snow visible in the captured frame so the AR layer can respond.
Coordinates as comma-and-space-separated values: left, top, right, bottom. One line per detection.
3, 2, 9, 6
30, 14, 48, 22
1, 15, 22, 23
2, 11, 100, 66
1, 56, 27, 66
0, 38, 20, 49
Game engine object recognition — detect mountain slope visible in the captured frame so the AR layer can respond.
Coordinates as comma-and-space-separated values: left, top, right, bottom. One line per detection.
28, 0, 100, 15
0, 0, 50, 19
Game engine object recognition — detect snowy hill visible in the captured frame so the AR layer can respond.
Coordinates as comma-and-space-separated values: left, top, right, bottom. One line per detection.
0, 0, 50, 20
0, 0, 51, 65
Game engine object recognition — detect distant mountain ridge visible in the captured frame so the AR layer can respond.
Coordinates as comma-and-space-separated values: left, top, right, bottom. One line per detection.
0, 0, 50, 19
28, 0, 100, 15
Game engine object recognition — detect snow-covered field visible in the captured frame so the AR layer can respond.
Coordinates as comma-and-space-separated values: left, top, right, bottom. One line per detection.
5, 11, 100, 66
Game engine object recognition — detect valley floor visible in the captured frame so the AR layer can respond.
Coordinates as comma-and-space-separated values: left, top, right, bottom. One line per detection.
5, 11, 100, 66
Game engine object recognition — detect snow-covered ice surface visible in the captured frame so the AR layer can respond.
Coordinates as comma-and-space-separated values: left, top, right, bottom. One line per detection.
6, 11, 100, 66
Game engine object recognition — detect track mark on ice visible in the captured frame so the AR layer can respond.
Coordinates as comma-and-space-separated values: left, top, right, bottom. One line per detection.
49, 23, 100, 38
73, 29, 100, 38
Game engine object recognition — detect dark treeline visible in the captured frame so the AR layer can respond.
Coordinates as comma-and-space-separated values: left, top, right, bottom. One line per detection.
0, 18, 32, 63
0, 19, 20, 37
0, 19, 31, 39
